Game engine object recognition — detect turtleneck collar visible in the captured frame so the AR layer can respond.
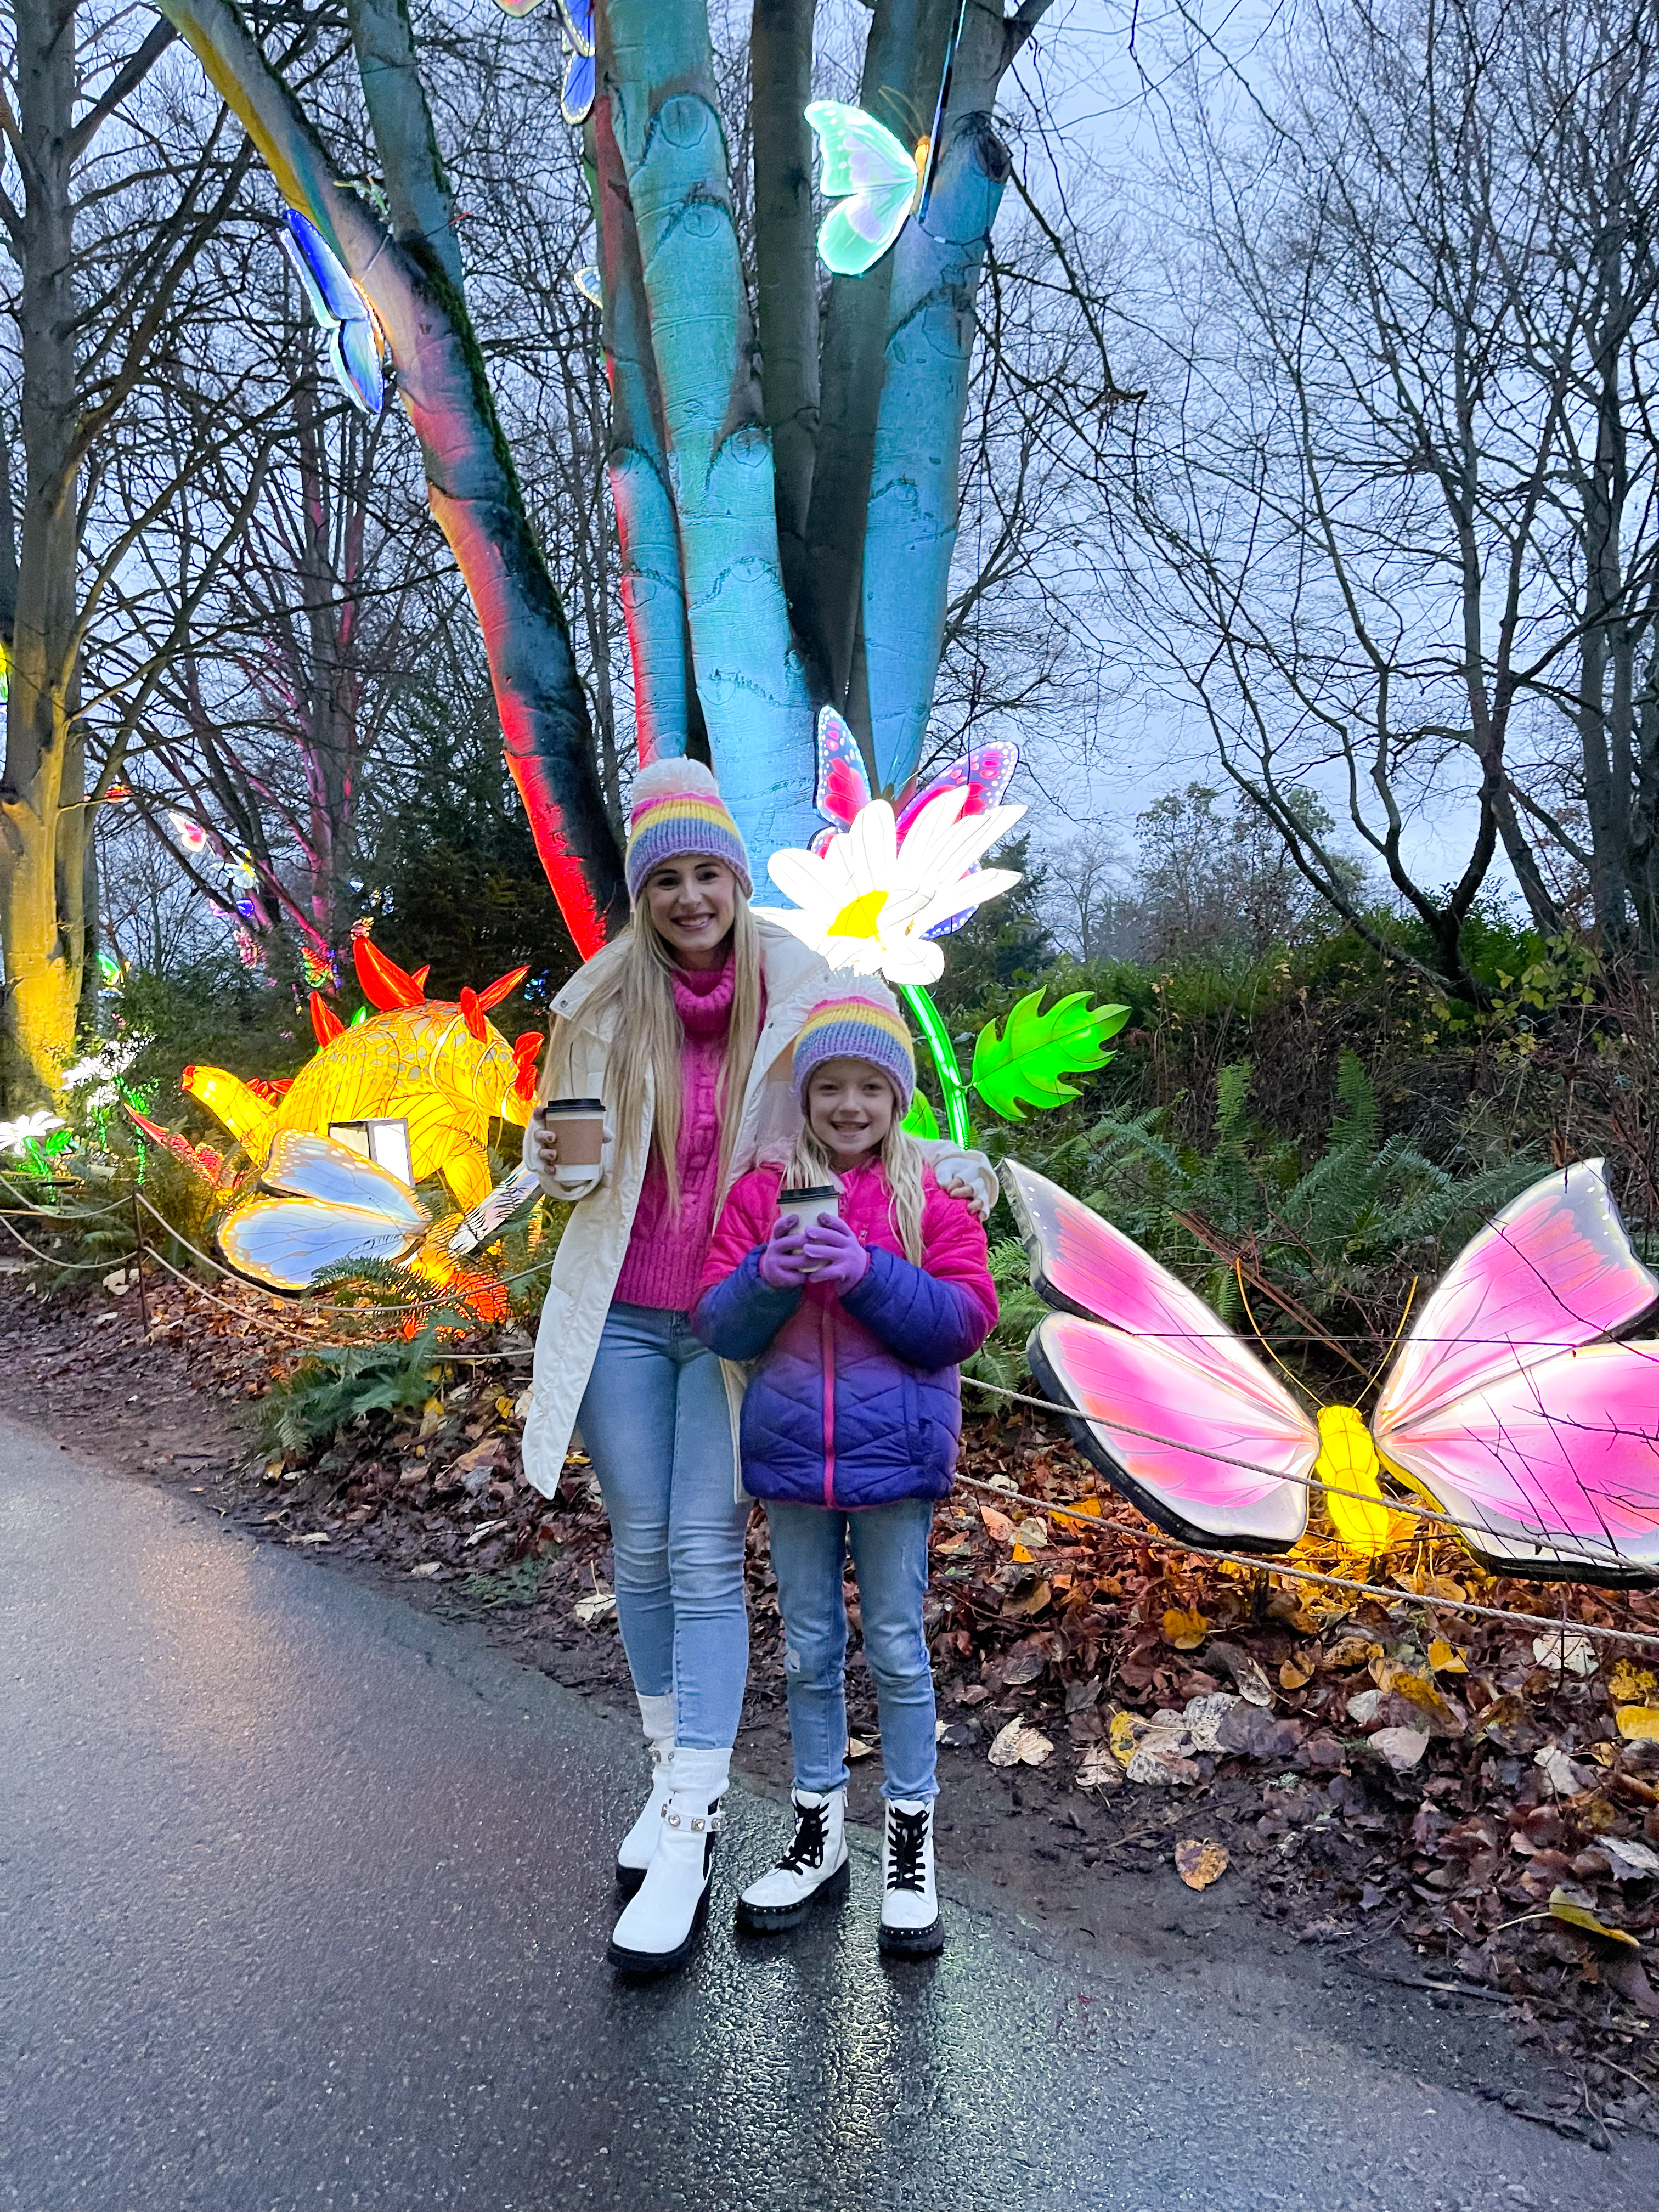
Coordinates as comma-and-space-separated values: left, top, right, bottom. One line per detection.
672, 948, 736, 1037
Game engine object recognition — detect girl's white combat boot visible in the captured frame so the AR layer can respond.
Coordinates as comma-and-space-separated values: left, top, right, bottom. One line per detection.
736, 1788, 850, 1931
877, 1797, 944, 1958
607, 1747, 729, 1975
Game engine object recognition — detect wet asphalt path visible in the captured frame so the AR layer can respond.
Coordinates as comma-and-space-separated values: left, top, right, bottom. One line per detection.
4, 1414, 1657, 2212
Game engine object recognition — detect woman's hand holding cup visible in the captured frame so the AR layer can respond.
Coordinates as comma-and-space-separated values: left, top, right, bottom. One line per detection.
527, 1098, 609, 1200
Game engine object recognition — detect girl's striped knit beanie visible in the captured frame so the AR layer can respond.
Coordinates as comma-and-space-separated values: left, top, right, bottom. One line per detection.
793, 994, 916, 1114
624, 757, 752, 904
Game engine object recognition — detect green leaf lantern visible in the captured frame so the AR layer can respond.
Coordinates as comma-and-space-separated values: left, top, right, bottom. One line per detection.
901, 1091, 940, 1138
971, 990, 1130, 1121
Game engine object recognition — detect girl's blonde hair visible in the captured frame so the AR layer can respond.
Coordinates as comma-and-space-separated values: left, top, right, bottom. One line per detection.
787, 1074, 926, 1265
539, 879, 762, 1210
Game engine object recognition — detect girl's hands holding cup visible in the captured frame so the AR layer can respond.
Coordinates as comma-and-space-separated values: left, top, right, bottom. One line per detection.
759, 1214, 811, 1290
800, 1212, 868, 1295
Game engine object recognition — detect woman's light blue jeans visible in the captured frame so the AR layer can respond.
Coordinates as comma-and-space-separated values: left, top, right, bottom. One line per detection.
765, 1498, 938, 1804
576, 1302, 751, 1750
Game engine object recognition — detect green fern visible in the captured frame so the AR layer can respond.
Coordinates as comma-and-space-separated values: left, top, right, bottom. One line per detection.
257, 1328, 447, 1451
1050, 1051, 1540, 1387
962, 1235, 1052, 1393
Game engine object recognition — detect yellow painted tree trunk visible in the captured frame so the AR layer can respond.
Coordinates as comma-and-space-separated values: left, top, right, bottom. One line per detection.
0, 0, 85, 1111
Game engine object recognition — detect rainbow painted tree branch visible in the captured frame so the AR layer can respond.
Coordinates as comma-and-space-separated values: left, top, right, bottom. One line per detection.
149, 0, 1052, 961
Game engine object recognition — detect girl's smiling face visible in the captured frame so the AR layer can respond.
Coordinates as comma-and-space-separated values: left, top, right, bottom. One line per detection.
806, 1057, 897, 1165
642, 856, 736, 968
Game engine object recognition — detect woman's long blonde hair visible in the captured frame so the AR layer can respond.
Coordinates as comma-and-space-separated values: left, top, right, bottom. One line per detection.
539, 883, 762, 1210
786, 1086, 926, 1265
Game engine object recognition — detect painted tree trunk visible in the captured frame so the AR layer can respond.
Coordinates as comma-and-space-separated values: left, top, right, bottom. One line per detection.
605, 0, 819, 861
158, 0, 629, 956
590, 101, 693, 768
1, 0, 86, 1108
861, 115, 1010, 791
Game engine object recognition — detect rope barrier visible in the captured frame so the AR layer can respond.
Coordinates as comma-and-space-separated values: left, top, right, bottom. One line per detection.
12, 1175, 1659, 1615
0, 1214, 127, 1272
122, 1237, 534, 1361
949, 1469, 1659, 1652
960, 1372, 1659, 1582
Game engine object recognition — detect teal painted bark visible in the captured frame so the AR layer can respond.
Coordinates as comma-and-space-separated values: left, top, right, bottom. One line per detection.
605, 0, 817, 861
861, 115, 1009, 793
591, 101, 690, 764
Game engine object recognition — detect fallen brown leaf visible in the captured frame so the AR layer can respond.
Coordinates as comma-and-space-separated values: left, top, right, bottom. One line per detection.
1549, 1887, 1639, 1949
988, 1719, 1053, 1768
1161, 1605, 1208, 1651
1175, 1838, 1229, 1890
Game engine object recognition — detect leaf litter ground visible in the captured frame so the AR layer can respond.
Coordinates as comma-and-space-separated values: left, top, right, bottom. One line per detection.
8, 1272, 1659, 2154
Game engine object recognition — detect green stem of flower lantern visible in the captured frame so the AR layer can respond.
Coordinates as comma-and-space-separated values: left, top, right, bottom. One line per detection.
900, 983, 973, 1148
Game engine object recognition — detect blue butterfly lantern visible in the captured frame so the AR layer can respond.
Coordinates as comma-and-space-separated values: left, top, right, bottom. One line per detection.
560, 0, 596, 126
493, 0, 593, 120
279, 212, 386, 417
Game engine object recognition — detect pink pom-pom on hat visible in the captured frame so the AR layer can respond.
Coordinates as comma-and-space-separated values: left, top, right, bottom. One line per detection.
624, 757, 752, 904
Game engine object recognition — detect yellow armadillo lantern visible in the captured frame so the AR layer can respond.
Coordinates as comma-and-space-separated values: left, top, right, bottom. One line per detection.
184, 938, 539, 1216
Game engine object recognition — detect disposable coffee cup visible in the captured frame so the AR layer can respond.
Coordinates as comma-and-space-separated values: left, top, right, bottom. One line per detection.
540, 1098, 605, 1187
777, 1184, 839, 1236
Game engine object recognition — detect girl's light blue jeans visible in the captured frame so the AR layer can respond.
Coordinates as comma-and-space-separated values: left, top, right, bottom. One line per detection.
764, 1498, 938, 1804
576, 1302, 751, 1751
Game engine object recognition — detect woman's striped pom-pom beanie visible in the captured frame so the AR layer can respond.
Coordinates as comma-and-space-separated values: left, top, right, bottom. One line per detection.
792, 994, 916, 1114
623, 757, 752, 904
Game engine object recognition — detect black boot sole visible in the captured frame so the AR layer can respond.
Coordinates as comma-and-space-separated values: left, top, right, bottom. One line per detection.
877, 1914, 945, 1960
736, 1854, 850, 1933
614, 1861, 646, 1899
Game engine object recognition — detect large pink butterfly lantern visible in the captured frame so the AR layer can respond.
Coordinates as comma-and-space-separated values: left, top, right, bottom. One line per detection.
1001, 1158, 1659, 1585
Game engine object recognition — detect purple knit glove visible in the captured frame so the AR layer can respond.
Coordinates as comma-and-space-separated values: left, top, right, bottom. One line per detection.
801, 1212, 868, 1296
758, 1217, 810, 1291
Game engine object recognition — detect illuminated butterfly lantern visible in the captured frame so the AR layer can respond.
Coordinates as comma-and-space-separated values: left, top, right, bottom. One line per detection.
493, 0, 594, 122
1001, 1158, 1659, 1585
300, 943, 340, 992
804, 0, 967, 275
279, 211, 386, 418
558, 0, 595, 124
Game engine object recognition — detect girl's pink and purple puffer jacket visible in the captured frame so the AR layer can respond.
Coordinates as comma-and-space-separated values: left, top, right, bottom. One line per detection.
692, 1158, 998, 1510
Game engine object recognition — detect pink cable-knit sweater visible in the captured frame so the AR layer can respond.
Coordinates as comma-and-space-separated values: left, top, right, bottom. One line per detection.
612, 953, 749, 1312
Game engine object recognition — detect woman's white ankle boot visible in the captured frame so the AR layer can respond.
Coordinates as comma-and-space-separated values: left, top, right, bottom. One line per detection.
607, 1747, 729, 1975
615, 1740, 676, 1895
878, 1797, 944, 1958
616, 1695, 677, 1896
737, 1788, 849, 1932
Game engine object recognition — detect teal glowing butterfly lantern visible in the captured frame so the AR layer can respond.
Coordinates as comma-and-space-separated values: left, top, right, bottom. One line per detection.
805, 0, 967, 276
279, 212, 386, 417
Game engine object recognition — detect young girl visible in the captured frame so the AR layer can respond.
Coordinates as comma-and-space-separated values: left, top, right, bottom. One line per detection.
693, 995, 997, 1958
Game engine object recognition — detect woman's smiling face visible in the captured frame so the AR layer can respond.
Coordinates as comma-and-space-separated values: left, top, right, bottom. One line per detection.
643, 857, 736, 968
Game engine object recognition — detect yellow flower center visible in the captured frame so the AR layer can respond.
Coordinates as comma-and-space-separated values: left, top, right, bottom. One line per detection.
827, 888, 890, 938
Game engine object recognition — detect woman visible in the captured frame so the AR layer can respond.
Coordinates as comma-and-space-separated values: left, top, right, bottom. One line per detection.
520, 757, 991, 1976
